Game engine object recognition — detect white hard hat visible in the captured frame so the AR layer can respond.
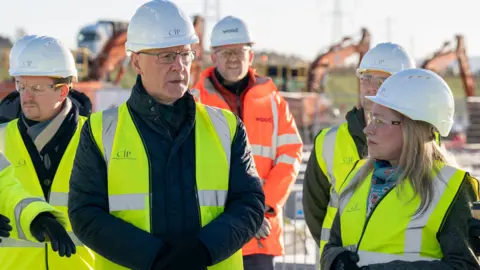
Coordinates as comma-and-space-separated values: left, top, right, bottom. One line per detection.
357, 42, 415, 76
210, 16, 254, 47
8, 35, 40, 74
10, 36, 77, 79
125, 0, 199, 53
365, 68, 454, 137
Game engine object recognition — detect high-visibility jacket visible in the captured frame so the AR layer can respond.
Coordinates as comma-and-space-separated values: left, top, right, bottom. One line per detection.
314, 122, 360, 257
192, 66, 303, 256
339, 160, 466, 267
0, 117, 95, 270
89, 102, 243, 270
0, 152, 68, 243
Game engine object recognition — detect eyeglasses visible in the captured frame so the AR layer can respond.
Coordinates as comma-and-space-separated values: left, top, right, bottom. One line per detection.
368, 113, 402, 129
138, 50, 196, 64
15, 82, 66, 96
214, 47, 250, 59
360, 75, 388, 88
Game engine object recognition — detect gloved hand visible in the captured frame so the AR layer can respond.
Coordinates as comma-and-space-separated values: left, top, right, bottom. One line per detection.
332, 251, 362, 270
152, 236, 210, 270
0, 214, 12, 242
30, 213, 76, 257
255, 217, 271, 239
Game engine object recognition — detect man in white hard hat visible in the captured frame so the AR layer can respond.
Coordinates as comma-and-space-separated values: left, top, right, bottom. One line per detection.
302, 43, 417, 258
191, 15, 303, 270
0, 36, 92, 124
0, 35, 93, 269
68, 1, 265, 270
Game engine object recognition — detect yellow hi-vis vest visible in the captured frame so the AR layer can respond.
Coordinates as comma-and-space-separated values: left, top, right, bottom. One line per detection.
89, 102, 243, 270
0, 117, 95, 270
339, 160, 465, 267
314, 122, 360, 257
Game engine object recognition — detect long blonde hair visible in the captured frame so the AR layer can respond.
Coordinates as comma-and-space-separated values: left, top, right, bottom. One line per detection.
347, 117, 457, 216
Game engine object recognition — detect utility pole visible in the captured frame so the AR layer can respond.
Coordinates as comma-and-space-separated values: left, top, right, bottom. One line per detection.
203, 0, 221, 48
332, 0, 343, 43
386, 16, 392, 42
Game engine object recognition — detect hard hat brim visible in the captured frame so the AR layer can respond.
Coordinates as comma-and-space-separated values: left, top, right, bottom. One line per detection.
126, 35, 199, 53
365, 95, 451, 137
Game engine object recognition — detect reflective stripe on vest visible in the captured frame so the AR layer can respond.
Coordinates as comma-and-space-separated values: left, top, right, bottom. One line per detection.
89, 102, 243, 270
0, 153, 45, 241
339, 162, 465, 266
0, 118, 94, 269
315, 122, 359, 257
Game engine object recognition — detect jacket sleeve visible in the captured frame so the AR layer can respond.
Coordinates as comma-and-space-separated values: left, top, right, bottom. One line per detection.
320, 212, 348, 269
262, 94, 303, 214
302, 140, 332, 245
0, 153, 67, 242
68, 119, 165, 270
197, 117, 265, 265
365, 175, 480, 270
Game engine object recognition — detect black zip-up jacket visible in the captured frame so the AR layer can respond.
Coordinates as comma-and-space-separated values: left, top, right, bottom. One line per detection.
68, 77, 265, 269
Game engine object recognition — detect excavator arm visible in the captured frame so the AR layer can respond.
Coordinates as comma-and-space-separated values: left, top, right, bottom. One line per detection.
306, 28, 371, 93
87, 30, 128, 83
422, 35, 476, 97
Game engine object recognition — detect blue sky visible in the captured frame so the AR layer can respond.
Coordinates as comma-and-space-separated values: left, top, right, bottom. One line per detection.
1, 0, 478, 62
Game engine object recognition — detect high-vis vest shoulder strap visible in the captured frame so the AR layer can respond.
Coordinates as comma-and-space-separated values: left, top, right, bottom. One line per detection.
314, 122, 359, 256
0, 116, 95, 270
339, 162, 465, 267
90, 102, 242, 270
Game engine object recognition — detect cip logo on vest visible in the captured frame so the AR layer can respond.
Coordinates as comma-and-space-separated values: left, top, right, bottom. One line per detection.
113, 149, 136, 160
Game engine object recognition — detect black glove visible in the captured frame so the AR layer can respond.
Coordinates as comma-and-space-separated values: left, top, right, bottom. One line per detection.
152, 236, 210, 270
332, 251, 362, 270
0, 214, 12, 242
30, 213, 76, 257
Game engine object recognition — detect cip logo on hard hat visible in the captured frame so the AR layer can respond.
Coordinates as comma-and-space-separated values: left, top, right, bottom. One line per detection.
166, 28, 184, 38
378, 87, 388, 97
22, 60, 33, 68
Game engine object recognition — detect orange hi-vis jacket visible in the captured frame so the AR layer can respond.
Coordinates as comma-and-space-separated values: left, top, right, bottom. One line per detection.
191, 67, 303, 256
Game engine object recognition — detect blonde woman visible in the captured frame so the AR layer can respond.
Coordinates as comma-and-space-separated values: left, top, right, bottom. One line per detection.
321, 68, 480, 270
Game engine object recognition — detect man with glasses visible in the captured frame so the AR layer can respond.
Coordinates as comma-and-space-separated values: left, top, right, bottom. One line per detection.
0, 35, 92, 124
191, 15, 303, 270
302, 43, 416, 259
0, 35, 92, 269
68, 1, 265, 270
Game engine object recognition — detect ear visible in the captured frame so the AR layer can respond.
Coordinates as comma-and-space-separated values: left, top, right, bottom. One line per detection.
58, 85, 70, 101
210, 51, 217, 65
130, 53, 143, 75
248, 50, 255, 66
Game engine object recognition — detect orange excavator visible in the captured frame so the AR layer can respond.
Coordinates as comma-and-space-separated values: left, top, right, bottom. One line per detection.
421, 35, 476, 97
306, 28, 371, 99
421, 35, 477, 146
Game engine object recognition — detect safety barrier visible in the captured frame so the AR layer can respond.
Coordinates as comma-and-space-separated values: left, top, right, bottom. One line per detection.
276, 144, 319, 270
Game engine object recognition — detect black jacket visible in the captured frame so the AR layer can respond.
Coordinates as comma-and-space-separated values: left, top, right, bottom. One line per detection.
68, 78, 265, 269
302, 107, 366, 244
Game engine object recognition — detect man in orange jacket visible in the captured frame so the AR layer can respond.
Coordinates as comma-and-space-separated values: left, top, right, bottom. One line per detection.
191, 15, 303, 270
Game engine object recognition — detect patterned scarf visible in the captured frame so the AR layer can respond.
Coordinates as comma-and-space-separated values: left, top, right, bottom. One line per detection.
366, 160, 398, 216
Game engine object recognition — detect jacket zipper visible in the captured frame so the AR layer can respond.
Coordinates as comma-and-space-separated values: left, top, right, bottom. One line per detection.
236, 89, 242, 119
354, 185, 396, 254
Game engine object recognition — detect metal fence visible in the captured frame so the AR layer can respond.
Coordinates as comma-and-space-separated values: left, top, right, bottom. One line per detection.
276, 144, 319, 270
